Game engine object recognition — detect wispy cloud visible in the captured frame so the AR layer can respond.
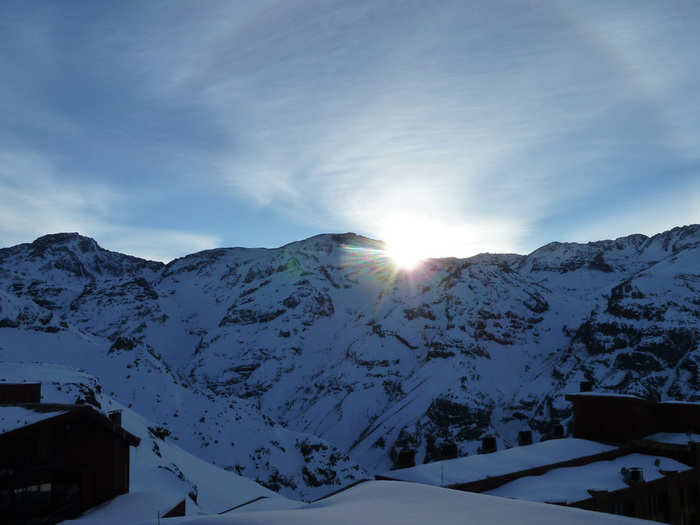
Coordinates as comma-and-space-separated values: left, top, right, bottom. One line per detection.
147, 1, 699, 254
0, 149, 219, 261
1, 1, 698, 257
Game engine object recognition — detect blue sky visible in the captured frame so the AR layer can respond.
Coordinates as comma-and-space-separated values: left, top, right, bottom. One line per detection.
1, 1, 699, 261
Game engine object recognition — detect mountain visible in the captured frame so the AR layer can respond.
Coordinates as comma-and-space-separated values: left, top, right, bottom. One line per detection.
1, 226, 698, 497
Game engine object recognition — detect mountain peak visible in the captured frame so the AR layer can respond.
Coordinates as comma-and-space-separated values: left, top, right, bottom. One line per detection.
30, 232, 100, 255
281, 232, 386, 252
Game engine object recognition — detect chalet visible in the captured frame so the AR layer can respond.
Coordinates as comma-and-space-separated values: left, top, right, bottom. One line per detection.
0, 383, 140, 524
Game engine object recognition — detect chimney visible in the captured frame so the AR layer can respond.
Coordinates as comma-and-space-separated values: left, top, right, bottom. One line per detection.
622, 467, 643, 485
628, 467, 643, 483
396, 448, 416, 469
518, 430, 533, 446
580, 381, 593, 392
108, 410, 122, 427
479, 436, 497, 454
551, 424, 564, 439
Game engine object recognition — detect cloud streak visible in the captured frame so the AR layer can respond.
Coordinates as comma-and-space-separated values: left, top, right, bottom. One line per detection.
1, 1, 699, 257
0, 149, 219, 262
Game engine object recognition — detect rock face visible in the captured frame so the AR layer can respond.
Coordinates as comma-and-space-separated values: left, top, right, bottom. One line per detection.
0, 225, 699, 496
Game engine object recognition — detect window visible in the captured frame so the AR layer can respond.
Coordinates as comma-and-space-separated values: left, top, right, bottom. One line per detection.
0, 489, 10, 512
648, 493, 658, 515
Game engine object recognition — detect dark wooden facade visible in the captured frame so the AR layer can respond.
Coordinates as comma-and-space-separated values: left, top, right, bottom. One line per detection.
0, 404, 140, 524
573, 468, 700, 524
566, 394, 700, 443
0, 383, 41, 405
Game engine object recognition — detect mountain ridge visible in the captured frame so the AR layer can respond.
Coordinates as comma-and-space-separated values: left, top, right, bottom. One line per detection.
1, 224, 698, 499
8, 223, 698, 266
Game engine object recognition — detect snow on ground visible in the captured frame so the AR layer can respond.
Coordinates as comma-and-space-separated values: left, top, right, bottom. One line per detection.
380, 438, 616, 486
0, 406, 67, 433
132, 480, 655, 525
645, 432, 700, 444
486, 453, 691, 504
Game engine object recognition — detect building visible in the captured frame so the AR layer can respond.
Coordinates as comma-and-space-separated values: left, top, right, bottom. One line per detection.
377, 391, 700, 524
565, 392, 700, 443
0, 383, 140, 524
486, 441, 699, 523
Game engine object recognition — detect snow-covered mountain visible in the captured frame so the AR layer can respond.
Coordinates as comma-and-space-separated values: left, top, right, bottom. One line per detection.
1, 226, 698, 497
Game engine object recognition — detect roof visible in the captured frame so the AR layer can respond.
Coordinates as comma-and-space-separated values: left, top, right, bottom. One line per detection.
644, 432, 700, 445
0, 403, 140, 446
565, 392, 647, 402
0, 406, 68, 434
220, 496, 308, 514
566, 393, 700, 407
485, 452, 692, 504
378, 438, 616, 487
148, 480, 651, 525
66, 491, 186, 523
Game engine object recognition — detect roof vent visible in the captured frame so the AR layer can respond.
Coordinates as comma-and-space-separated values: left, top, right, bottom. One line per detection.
551, 424, 564, 439
438, 441, 458, 460
621, 467, 643, 485
518, 430, 533, 446
478, 436, 497, 454
395, 448, 415, 469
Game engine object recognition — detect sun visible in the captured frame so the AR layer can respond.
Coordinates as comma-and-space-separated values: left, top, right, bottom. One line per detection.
378, 214, 467, 270
385, 244, 424, 270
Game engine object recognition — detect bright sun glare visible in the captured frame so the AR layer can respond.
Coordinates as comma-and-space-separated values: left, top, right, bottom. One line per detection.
385, 244, 425, 270
347, 215, 478, 272
381, 217, 440, 270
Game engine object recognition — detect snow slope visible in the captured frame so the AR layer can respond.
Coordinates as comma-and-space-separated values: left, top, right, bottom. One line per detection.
133, 480, 654, 525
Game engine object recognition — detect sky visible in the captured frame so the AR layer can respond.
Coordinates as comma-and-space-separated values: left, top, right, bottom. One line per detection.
1, 0, 699, 262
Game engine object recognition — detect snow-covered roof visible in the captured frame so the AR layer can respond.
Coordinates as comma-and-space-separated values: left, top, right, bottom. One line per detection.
565, 392, 646, 401
133, 480, 652, 525
379, 438, 616, 486
486, 453, 692, 504
221, 495, 308, 513
64, 491, 186, 523
0, 406, 67, 434
644, 432, 700, 445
